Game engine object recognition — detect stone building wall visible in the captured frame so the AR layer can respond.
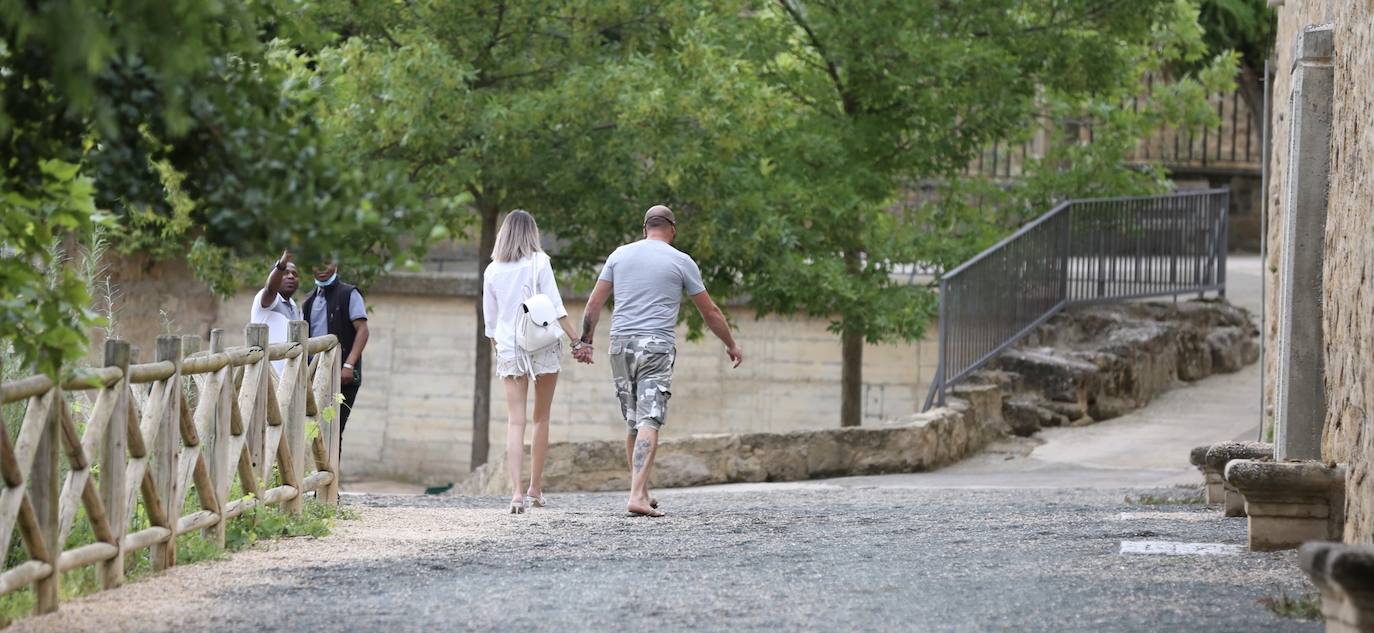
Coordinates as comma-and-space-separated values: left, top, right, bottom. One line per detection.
1314, 2, 1374, 544
1267, 1, 1374, 543
210, 277, 938, 485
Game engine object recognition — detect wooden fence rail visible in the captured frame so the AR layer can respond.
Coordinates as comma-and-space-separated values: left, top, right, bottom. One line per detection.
0, 321, 341, 616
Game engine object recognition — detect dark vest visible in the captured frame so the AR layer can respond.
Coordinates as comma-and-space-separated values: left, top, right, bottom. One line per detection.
302, 280, 362, 370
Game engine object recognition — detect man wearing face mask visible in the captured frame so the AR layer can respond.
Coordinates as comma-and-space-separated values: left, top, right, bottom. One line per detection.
302, 257, 370, 440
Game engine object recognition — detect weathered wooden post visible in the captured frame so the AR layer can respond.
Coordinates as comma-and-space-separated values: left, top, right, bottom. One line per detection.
99, 340, 130, 588
205, 330, 231, 548
243, 325, 269, 485
151, 335, 182, 571
282, 321, 309, 515
32, 386, 60, 612
323, 342, 342, 505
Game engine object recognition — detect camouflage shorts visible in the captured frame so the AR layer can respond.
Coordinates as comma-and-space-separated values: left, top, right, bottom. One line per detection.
608, 336, 676, 431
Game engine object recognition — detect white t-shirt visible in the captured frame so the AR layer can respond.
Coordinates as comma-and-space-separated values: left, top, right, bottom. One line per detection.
482, 253, 568, 355
250, 288, 300, 376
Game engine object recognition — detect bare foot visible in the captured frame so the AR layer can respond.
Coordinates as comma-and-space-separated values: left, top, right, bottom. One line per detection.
627, 502, 664, 517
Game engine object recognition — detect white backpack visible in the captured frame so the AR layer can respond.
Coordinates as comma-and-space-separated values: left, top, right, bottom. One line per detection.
515, 254, 563, 353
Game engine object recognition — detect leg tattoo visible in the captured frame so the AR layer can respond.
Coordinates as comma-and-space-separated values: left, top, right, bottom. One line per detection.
632, 438, 652, 473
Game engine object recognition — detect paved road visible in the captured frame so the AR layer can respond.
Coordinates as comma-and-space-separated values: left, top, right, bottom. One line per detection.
22, 257, 1317, 632
18, 486, 1315, 633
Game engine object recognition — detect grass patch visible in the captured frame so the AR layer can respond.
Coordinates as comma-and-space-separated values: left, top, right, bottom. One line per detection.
0, 499, 356, 626
1259, 591, 1323, 621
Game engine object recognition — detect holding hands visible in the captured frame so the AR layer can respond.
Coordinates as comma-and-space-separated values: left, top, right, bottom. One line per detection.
572, 341, 594, 364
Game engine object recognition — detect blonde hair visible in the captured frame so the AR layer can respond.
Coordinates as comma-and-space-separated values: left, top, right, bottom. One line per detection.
492, 209, 543, 263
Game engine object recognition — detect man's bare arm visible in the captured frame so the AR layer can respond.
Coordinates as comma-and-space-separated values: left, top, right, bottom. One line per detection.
579, 280, 613, 344
347, 319, 369, 365
690, 291, 743, 367
260, 250, 291, 308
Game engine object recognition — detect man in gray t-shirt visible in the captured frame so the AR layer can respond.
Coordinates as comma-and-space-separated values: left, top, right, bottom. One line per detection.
576, 205, 743, 517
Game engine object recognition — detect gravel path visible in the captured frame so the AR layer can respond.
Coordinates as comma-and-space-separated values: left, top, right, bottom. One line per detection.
17, 485, 1317, 633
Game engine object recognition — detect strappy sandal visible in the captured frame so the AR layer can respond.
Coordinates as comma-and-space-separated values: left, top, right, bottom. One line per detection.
509, 497, 527, 514
526, 492, 547, 508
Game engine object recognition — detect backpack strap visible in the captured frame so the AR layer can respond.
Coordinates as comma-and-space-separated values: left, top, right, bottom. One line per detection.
526, 252, 543, 300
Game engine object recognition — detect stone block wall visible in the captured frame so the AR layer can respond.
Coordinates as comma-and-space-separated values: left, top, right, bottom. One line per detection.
457, 391, 1006, 495
1267, 1, 1374, 543
212, 282, 939, 485
1315, 3, 1374, 544
976, 300, 1257, 436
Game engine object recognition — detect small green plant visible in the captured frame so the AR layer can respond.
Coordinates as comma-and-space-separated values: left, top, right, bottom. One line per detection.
308, 392, 345, 441
0, 498, 355, 624
1259, 591, 1323, 621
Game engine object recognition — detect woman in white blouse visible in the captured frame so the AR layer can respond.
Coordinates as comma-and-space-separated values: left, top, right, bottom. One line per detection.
483, 210, 583, 513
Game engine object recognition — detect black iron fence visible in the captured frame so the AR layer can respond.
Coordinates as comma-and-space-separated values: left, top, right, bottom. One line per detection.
964, 78, 1262, 181
922, 189, 1229, 410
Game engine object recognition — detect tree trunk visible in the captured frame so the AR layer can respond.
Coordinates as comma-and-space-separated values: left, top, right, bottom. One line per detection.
470, 202, 499, 470
840, 250, 863, 427
840, 323, 863, 427
1238, 64, 1266, 147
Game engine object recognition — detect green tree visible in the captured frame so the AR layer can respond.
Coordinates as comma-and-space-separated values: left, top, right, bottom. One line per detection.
304, 0, 789, 467
717, 0, 1238, 426
1, 0, 241, 377
1, 1, 431, 377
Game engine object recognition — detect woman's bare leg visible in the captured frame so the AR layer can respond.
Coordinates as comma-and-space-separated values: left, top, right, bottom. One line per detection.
529, 372, 559, 498
503, 376, 529, 506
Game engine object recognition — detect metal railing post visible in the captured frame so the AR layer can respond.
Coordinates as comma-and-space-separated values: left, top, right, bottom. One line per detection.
937, 278, 949, 406
1218, 191, 1229, 298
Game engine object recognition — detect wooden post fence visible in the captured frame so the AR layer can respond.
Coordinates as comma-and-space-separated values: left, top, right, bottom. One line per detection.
0, 322, 342, 618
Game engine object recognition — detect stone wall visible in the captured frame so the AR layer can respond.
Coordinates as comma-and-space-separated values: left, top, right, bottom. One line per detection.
975, 301, 1257, 436
1267, 1, 1374, 543
458, 384, 1006, 495
209, 273, 939, 485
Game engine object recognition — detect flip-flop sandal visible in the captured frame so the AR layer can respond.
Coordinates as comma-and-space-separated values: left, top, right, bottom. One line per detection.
627, 507, 665, 518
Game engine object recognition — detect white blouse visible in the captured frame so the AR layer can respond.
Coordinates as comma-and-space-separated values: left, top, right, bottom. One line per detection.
482, 252, 569, 354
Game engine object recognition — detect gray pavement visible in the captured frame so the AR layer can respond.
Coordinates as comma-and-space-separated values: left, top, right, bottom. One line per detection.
19, 487, 1316, 633
20, 256, 1318, 633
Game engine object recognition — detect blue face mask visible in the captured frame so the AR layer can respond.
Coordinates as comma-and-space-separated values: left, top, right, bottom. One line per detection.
316, 272, 338, 288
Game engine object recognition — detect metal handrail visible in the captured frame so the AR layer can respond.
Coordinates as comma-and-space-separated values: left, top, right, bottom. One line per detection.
923, 189, 1230, 410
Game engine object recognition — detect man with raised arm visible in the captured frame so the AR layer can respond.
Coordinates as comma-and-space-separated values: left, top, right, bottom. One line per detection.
574, 205, 743, 517
249, 250, 302, 376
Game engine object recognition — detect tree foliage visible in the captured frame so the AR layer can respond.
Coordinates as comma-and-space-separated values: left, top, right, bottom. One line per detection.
677, 0, 1239, 424
4, 0, 1240, 434
299, 0, 795, 463
1, 1, 430, 376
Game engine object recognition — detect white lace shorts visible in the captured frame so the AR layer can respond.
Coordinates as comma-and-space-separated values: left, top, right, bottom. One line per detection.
496, 342, 563, 379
